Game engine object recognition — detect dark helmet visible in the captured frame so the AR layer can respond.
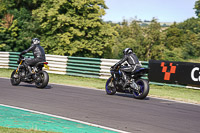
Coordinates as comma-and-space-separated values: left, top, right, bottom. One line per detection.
123, 48, 133, 55
31, 38, 40, 45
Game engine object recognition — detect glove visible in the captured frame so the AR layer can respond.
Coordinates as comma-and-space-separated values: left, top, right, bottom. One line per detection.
111, 66, 114, 70
19, 53, 24, 59
19, 50, 26, 57
111, 65, 117, 70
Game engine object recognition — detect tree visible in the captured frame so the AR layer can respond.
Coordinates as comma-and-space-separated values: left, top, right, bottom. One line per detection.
0, 0, 44, 11
0, 0, 42, 52
163, 18, 200, 61
194, 0, 200, 17
142, 19, 162, 60
0, 19, 20, 51
111, 19, 145, 59
32, 0, 117, 57
0, 0, 7, 18
177, 17, 200, 34
111, 19, 165, 61
165, 23, 183, 50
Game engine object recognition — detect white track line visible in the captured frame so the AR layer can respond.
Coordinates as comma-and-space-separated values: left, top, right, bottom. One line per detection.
0, 103, 129, 133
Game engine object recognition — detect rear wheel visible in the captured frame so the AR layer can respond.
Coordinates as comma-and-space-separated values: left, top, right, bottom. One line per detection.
133, 79, 149, 99
35, 71, 49, 88
10, 69, 21, 86
105, 77, 116, 95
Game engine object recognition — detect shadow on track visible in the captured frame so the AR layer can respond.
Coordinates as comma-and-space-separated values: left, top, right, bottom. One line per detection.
18, 84, 52, 89
115, 93, 150, 100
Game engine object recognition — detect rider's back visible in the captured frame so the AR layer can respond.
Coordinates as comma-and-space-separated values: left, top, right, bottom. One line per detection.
33, 44, 46, 61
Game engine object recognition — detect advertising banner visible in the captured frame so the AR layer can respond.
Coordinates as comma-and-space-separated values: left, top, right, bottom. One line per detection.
148, 60, 200, 85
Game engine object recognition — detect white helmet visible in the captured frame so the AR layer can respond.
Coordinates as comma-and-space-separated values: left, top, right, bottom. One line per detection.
32, 38, 40, 45
123, 48, 133, 55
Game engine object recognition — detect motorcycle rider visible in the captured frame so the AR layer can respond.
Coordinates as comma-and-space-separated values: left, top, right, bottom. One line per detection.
113, 48, 141, 88
19, 38, 46, 78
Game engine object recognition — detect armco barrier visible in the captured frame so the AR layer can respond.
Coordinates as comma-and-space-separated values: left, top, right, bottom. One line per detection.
0, 51, 199, 89
67, 56, 101, 78
46, 54, 68, 75
0, 52, 68, 75
0, 51, 147, 79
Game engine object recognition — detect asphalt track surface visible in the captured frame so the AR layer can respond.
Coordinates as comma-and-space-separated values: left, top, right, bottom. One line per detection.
0, 78, 200, 133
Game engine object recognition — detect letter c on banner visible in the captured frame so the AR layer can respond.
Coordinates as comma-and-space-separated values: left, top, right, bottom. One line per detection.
191, 67, 199, 81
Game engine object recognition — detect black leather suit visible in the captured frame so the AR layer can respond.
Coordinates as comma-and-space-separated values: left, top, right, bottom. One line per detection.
114, 53, 141, 82
20, 43, 46, 66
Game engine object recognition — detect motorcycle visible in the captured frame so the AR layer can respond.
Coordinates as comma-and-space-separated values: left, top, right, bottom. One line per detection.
10, 55, 49, 88
105, 65, 149, 99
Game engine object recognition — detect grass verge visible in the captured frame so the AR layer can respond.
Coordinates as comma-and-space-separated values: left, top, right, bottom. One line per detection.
1, 68, 200, 104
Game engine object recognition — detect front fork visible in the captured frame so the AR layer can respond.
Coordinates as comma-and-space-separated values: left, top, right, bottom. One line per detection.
109, 76, 115, 87
15, 60, 23, 74
13, 61, 23, 78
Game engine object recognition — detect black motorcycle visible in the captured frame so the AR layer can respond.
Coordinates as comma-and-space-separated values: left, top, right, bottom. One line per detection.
10, 55, 49, 88
105, 65, 149, 99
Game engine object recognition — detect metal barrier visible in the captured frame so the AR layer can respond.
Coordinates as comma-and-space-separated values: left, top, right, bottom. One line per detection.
67, 56, 101, 78
0, 51, 148, 79
0, 52, 68, 75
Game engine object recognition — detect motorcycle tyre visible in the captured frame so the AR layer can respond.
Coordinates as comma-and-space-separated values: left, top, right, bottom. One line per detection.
10, 69, 21, 86
133, 79, 149, 99
35, 71, 49, 89
105, 77, 116, 95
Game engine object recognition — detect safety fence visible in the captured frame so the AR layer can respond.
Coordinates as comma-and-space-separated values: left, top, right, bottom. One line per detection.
0, 51, 199, 89
0, 51, 147, 79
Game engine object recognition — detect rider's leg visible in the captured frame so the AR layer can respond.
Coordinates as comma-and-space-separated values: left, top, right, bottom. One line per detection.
121, 66, 135, 88
25, 58, 37, 77
27, 58, 44, 77
24, 59, 32, 74
121, 70, 130, 88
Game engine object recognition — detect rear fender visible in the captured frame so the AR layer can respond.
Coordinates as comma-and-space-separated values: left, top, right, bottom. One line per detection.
35, 62, 48, 68
132, 68, 149, 79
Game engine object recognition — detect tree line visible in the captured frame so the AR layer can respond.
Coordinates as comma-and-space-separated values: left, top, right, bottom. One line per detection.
1, 0, 200, 61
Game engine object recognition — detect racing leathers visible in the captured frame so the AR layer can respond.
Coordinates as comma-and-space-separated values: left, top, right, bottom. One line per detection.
20, 43, 46, 76
113, 53, 141, 88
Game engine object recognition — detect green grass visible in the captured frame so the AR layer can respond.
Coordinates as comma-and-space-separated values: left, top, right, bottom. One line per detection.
48, 73, 106, 89
187, 57, 200, 63
0, 126, 58, 133
1, 68, 200, 104
0, 69, 105, 89
0, 68, 13, 78
149, 85, 200, 104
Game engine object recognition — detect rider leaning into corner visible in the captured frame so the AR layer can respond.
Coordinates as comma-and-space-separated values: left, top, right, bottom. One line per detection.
19, 38, 46, 78
112, 48, 142, 88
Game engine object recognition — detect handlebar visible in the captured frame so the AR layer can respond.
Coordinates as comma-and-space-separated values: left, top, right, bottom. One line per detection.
110, 65, 119, 71
19, 54, 24, 59
17, 54, 24, 64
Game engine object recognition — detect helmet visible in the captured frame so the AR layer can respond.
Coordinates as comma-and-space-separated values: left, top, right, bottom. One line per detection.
123, 48, 133, 55
31, 38, 40, 45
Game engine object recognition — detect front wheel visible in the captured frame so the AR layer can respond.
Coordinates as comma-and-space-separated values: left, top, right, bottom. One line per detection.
10, 69, 21, 86
105, 77, 116, 95
133, 79, 149, 99
35, 71, 49, 88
